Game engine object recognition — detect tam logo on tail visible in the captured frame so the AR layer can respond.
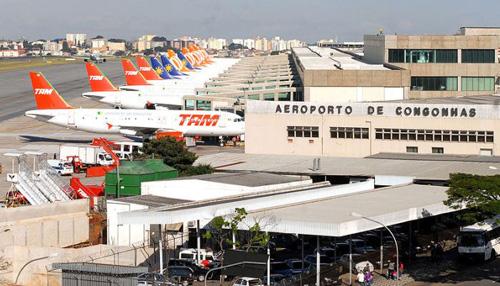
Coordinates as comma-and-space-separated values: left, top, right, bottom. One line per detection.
125, 71, 139, 76
34, 88, 53, 95
139, 67, 152, 71
89, 75, 104, 81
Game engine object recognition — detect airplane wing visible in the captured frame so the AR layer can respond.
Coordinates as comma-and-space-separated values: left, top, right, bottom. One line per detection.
111, 121, 178, 136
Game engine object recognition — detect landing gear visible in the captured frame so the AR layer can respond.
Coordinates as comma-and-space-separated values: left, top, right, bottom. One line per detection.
219, 136, 225, 147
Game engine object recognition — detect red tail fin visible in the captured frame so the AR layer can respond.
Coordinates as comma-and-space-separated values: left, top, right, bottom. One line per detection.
29, 72, 72, 109
121, 59, 150, 86
85, 62, 117, 92
135, 56, 162, 80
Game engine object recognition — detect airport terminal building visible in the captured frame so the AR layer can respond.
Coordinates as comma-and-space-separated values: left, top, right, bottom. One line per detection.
244, 97, 500, 157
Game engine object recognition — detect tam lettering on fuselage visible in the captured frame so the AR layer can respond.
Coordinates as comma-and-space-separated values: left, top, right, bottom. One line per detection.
89, 75, 104, 81
34, 88, 53, 95
179, 114, 220, 126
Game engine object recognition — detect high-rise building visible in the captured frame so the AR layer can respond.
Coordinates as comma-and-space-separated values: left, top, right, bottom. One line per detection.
134, 35, 156, 51
66, 33, 87, 47
243, 39, 255, 49
207, 38, 227, 50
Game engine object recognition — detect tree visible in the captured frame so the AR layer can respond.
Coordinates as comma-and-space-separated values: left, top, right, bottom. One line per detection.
203, 208, 270, 284
444, 173, 500, 223
136, 137, 214, 176
61, 41, 71, 53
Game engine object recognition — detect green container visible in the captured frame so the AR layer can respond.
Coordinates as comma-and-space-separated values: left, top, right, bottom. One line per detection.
105, 159, 177, 197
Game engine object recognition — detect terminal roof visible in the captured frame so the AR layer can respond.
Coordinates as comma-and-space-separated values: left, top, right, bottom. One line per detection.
293, 46, 388, 71
110, 195, 190, 208
195, 153, 500, 180
170, 171, 309, 187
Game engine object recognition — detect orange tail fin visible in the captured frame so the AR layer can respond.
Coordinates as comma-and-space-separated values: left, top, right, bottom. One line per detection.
135, 56, 162, 80
29, 72, 72, 109
85, 62, 118, 92
121, 59, 150, 86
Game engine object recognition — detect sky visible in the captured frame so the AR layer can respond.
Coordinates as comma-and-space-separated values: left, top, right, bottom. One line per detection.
2, 0, 499, 42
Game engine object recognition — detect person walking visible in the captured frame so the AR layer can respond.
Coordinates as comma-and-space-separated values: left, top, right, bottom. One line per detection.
364, 270, 373, 286
357, 270, 365, 286
387, 260, 395, 280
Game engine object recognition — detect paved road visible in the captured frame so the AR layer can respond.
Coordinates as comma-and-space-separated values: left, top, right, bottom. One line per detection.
0, 61, 124, 122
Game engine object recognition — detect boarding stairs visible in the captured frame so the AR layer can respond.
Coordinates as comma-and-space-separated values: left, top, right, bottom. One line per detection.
36, 155, 75, 201
6, 156, 51, 205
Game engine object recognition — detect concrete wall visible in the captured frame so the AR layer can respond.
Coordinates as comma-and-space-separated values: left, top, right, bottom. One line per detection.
1, 244, 154, 286
0, 200, 89, 249
107, 201, 150, 246
305, 86, 404, 103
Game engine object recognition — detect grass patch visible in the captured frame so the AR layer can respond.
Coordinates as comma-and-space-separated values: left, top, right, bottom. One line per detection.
0, 57, 83, 72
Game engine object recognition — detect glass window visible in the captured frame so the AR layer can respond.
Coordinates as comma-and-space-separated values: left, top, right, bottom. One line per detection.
406, 50, 434, 63
406, 146, 418, 153
411, 77, 458, 91
462, 49, 495, 63
312, 127, 319, 138
461, 77, 495, 91
388, 49, 405, 63
432, 147, 444, 154
435, 49, 458, 63
375, 129, 383, 139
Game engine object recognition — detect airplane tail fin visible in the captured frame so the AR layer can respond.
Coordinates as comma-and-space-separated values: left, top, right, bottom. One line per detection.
135, 56, 162, 80
177, 51, 196, 70
85, 62, 118, 92
160, 54, 184, 76
150, 56, 172, 79
121, 59, 150, 86
29, 72, 72, 109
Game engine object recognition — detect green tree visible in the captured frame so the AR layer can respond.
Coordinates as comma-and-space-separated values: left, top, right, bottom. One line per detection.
444, 173, 500, 223
136, 137, 214, 176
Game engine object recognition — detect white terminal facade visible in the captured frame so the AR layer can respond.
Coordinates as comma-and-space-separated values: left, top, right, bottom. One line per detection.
244, 98, 499, 157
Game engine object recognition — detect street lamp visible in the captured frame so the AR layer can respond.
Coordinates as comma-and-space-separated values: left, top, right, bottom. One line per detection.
351, 212, 399, 281
15, 253, 59, 284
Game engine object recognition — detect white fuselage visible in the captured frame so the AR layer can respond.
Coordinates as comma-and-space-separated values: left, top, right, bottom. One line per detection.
82, 90, 185, 109
25, 108, 245, 137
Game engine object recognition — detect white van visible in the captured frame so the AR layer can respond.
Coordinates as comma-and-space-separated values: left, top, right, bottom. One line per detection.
178, 248, 214, 262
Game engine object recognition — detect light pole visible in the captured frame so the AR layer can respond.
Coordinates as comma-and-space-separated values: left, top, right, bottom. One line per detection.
351, 212, 399, 281
15, 253, 58, 284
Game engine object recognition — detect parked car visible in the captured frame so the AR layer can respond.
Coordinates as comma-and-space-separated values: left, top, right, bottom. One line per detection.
270, 261, 293, 277
136, 272, 171, 286
338, 254, 365, 273
167, 258, 219, 281
285, 259, 311, 275
261, 274, 285, 286
304, 254, 335, 266
233, 277, 263, 286
178, 248, 214, 263
165, 266, 194, 286
47, 159, 73, 175
345, 239, 376, 254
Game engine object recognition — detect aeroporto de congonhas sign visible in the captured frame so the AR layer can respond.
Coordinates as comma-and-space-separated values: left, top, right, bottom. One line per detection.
247, 100, 500, 119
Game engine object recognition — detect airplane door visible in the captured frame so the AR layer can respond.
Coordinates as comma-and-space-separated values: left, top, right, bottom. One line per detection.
67, 110, 75, 126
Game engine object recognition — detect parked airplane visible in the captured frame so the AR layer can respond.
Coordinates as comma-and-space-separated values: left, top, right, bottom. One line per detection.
25, 72, 245, 139
82, 62, 184, 109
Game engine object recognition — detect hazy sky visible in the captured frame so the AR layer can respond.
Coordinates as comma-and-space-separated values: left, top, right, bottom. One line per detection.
2, 0, 499, 42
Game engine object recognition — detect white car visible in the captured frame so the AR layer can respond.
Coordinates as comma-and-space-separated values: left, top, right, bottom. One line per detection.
47, 159, 73, 175
233, 277, 263, 286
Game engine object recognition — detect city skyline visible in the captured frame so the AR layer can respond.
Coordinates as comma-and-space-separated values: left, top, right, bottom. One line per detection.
2, 0, 500, 42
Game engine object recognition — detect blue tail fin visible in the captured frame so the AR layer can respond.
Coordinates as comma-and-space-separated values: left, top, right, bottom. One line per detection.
177, 52, 198, 70
150, 56, 172, 79
160, 54, 186, 76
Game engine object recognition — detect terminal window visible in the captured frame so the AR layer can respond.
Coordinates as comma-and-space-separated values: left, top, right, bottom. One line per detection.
388, 49, 457, 63
432, 147, 444, 154
375, 128, 493, 143
330, 127, 369, 139
461, 49, 495, 63
287, 126, 319, 138
410, 77, 458, 91
406, 146, 418, 153
461, 77, 495, 91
